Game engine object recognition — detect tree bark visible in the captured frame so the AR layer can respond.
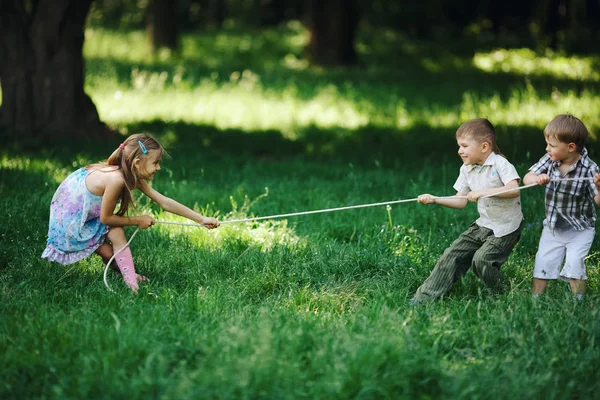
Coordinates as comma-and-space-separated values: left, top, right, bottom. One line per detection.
541, 0, 568, 49
259, 0, 287, 27
0, 0, 107, 136
147, 0, 179, 51
306, 0, 359, 66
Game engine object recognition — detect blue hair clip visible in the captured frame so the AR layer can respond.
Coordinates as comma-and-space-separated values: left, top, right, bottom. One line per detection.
138, 140, 148, 154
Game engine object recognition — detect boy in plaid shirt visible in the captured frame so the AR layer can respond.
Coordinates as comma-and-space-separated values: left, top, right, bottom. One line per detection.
523, 114, 600, 301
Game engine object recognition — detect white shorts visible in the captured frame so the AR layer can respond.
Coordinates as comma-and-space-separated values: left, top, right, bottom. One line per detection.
533, 223, 595, 281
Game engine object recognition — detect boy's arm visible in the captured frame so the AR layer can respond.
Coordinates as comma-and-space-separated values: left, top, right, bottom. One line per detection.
467, 179, 521, 202
138, 180, 219, 228
594, 173, 600, 206
523, 171, 550, 186
418, 192, 468, 209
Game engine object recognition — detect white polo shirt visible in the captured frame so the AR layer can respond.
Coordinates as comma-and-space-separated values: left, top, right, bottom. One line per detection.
453, 152, 523, 237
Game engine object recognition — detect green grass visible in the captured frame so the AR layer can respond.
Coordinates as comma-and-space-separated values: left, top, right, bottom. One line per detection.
2, 24, 600, 399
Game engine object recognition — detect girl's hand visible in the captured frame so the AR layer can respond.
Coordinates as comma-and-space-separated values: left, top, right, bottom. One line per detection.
535, 174, 551, 185
136, 215, 155, 229
417, 194, 436, 205
594, 173, 600, 189
201, 217, 219, 229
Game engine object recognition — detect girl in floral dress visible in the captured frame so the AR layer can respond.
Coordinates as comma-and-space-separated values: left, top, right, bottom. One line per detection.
42, 133, 219, 292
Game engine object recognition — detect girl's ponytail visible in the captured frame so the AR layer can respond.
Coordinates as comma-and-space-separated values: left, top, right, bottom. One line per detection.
106, 144, 124, 166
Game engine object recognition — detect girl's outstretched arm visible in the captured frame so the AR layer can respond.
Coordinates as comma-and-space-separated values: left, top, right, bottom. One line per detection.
138, 180, 219, 228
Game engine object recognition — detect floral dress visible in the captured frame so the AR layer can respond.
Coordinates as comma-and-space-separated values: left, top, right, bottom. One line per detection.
42, 168, 109, 265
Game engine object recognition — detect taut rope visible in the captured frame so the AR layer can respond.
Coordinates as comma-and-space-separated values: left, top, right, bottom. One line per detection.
103, 177, 595, 291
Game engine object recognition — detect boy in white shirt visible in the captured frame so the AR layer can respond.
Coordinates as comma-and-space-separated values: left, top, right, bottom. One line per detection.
411, 118, 523, 304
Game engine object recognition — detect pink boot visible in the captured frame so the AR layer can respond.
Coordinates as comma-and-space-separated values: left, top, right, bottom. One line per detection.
114, 247, 139, 293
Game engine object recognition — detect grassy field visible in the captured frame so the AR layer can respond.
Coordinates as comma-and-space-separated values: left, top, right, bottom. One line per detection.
1, 24, 600, 399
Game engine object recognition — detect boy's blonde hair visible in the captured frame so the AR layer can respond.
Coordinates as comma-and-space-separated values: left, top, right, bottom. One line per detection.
544, 114, 588, 152
92, 133, 165, 216
456, 118, 501, 154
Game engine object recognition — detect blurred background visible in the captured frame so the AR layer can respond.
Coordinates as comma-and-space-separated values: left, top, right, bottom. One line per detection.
1, 0, 599, 142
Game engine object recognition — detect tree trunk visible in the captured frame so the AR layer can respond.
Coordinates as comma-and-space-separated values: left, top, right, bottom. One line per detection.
542, 0, 568, 49
306, 0, 359, 66
147, 0, 179, 51
259, 0, 287, 26
208, 0, 225, 29
0, 0, 106, 136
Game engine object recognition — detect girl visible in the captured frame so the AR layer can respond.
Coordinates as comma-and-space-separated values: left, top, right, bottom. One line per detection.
410, 118, 524, 304
42, 133, 219, 293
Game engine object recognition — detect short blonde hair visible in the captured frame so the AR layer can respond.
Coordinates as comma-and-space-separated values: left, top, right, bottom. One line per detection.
456, 118, 501, 154
544, 114, 588, 152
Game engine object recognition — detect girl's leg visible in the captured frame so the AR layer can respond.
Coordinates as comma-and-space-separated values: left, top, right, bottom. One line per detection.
94, 239, 148, 281
106, 227, 146, 292
95, 242, 119, 272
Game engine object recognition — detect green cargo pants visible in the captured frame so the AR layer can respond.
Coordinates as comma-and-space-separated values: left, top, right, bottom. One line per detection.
413, 221, 523, 302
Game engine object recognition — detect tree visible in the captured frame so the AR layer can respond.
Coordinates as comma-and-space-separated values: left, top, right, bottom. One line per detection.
0, 0, 107, 135
306, 0, 359, 66
258, 0, 287, 27
147, 0, 179, 51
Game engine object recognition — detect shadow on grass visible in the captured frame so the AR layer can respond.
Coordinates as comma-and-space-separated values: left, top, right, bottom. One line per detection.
2, 120, 596, 174
117, 120, 578, 168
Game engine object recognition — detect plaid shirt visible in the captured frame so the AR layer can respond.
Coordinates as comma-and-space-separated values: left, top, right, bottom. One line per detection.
529, 148, 599, 231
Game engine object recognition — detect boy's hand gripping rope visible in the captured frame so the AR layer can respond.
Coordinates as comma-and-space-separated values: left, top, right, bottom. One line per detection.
103, 177, 594, 292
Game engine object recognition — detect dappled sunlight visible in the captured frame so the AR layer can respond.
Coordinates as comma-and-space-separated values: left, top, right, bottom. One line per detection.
90, 79, 600, 137
143, 186, 306, 252
85, 22, 308, 69
473, 49, 600, 81
458, 84, 600, 136
84, 29, 150, 62
384, 224, 427, 261
90, 79, 371, 133
154, 212, 305, 253
0, 155, 75, 184
284, 283, 364, 316
83, 27, 600, 136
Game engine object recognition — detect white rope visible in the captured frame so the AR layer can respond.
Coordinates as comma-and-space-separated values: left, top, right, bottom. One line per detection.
480, 183, 539, 198
158, 196, 450, 226
155, 177, 594, 226
102, 176, 594, 291
480, 177, 593, 199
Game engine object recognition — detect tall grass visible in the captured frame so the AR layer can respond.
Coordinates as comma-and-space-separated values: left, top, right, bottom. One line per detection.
1, 24, 600, 399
